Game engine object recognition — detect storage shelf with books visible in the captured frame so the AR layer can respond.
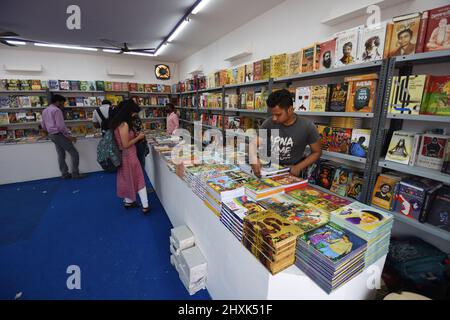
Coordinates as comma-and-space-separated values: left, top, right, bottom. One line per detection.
387, 113, 450, 123
322, 151, 367, 164
225, 108, 268, 114
394, 49, 450, 65
49, 90, 105, 94
198, 108, 222, 113
296, 111, 374, 118
378, 160, 450, 185
0, 90, 48, 94
224, 79, 270, 89
179, 90, 197, 95
129, 91, 175, 96
372, 205, 450, 242
198, 87, 223, 93
1, 107, 46, 111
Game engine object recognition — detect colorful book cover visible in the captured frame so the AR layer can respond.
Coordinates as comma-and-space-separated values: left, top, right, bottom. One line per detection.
269, 174, 306, 189
244, 178, 282, 193
0, 112, 9, 125
424, 4, 450, 52
96, 81, 105, 91
319, 38, 336, 71
345, 74, 378, 113
416, 11, 429, 53
262, 59, 271, 80
300, 222, 366, 263
0, 79, 7, 91
317, 125, 332, 150
316, 164, 335, 189
31, 80, 42, 91
253, 60, 263, 81
350, 129, 371, 158
245, 64, 254, 83
270, 54, 287, 79
310, 85, 329, 112
328, 128, 352, 154
79, 81, 89, 91
40, 80, 49, 90
235, 65, 245, 84
58, 80, 70, 90
346, 174, 365, 201
358, 22, 388, 62
330, 168, 353, 197
385, 131, 416, 165
389, 13, 421, 57
421, 76, 450, 115
19, 80, 31, 91
331, 202, 393, 234
416, 134, 449, 170
69, 80, 80, 91
294, 86, 311, 112
246, 91, 255, 109
334, 26, 363, 67
207, 175, 242, 193
223, 196, 266, 220
389, 75, 427, 114
301, 45, 316, 73
371, 174, 401, 210
327, 83, 349, 112
7, 80, 20, 91
287, 51, 302, 76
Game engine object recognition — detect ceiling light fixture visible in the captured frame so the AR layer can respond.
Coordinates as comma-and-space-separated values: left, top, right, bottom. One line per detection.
154, 43, 168, 57
102, 49, 121, 53
123, 51, 155, 57
6, 40, 27, 46
167, 19, 189, 42
192, 0, 211, 14
34, 43, 98, 51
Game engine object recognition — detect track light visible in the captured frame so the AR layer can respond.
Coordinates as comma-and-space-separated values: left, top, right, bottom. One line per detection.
168, 19, 189, 42
192, 0, 211, 14
34, 43, 98, 51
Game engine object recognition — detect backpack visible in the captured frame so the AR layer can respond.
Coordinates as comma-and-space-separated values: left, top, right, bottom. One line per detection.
96, 107, 110, 135
97, 130, 121, 172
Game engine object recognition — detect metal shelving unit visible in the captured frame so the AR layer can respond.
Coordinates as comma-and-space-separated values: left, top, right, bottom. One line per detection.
0, 90, 48, 94
387, 113, 450, 123
379, 159, 450, 185
295, 111, 374, 118
0, 107, 46, 111
322, 151, 367, 164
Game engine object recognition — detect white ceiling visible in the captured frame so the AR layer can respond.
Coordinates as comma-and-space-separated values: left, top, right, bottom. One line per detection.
0, 0, 285, 62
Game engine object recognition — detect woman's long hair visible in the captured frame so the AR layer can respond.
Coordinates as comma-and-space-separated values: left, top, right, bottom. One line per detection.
109, 99, 140, 130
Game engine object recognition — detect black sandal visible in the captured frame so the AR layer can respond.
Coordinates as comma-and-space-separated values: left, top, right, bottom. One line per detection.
124, 202, 139, 209
142, 206, 151, 214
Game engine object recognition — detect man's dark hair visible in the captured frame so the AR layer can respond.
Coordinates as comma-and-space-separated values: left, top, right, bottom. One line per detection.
109, 99, 141, 130
102, 99, 112, 106
266, 89, 293, 109
51, 94, 66, 104
397, 28, 413, 39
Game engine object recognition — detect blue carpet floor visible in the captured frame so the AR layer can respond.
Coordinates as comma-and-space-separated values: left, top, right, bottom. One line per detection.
0, 172, 211, 300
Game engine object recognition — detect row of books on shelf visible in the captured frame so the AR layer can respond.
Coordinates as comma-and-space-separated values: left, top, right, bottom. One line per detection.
0, 109, 96, 124
147, 133, 393, 292
0, 79, 172, 93
371, 172, 449, 231
132, 96, 170, 107
317, 125, 371, 158
138, 109, 167, 119
180, 115, 264, 132
293, 74, 378, 113
301, 160, 365, 202
388, 74, 450, 116
0, 95, 49, 109
175, 3, 450, 92
385, 130, 450, 173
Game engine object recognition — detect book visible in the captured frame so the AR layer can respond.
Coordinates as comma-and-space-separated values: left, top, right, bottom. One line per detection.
287, 51, 302, 76
294, 87, 311, 112
334, 26, 363, 67
358, 22, 388, 62
270, 54, 287, 78
424, 4, 450, 52
0, 112, 9, 125
236, 66, 246, 84
388, 13, 421, 57
416, 134, 449, 170
96, 81, 105, 91
409, 133, 422, 166
59, 80, 70, 90
310, 85, 328, 112
206, 175, 245, 201
389, 75, 427, 114
246, 91, 255, 109
245, 64, 254, 82
31, 80, 42, 91
301, 45, 316, 73
330, 168, 353, 197
253, 60, 263, 81
327, 83, 348, 112
328, 128, 352, 154
18, 96, 31, 108
7, 80, 20, 91
316, 163, 335, 189
345, 73, 378, 113
19, 80, 31, 91
262, 58, 271, 80
268, 174, 307, 192
371, 173, 402, 210
319, 38, 336, 71
69, 80, 80, 91
244, 178, 284, 200
416, 10, 429, 53
346, 174, 365, 201
349, 129, 370, 158
385, 130, 416, 165
427, 186, 450, 231
48, 80, 59, 91
421, 75, 450, 115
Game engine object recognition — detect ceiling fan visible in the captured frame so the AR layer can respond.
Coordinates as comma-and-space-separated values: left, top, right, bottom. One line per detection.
0, 31, 23, 46
100, 39, 155, 54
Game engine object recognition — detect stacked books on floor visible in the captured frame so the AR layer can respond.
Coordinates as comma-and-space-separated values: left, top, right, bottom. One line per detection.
330, 202, 394, 266
295, 222, 367, 294
169, 225, 207, 296
242, 210, 303, 275
220, 195, 266, 241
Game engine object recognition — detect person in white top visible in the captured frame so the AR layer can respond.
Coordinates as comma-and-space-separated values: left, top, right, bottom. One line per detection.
93, 100, 112, 134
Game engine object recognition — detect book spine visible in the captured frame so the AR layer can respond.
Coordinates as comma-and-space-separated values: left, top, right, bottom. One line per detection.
409, 134, 421, 166
416, 11, 429, 54
384, 23, 394, 59
419, 75, 431, 114
419, 184, 442, 223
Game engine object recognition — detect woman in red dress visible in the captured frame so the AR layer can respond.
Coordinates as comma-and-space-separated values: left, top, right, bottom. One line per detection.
109, 100, 150, 214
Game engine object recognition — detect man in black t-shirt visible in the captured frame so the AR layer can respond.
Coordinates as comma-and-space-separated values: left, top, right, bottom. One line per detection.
250, 89, 322, 177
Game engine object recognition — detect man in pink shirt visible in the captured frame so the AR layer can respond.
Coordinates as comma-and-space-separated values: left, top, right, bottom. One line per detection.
41, 94, 86, 179
166, 103, 179, 135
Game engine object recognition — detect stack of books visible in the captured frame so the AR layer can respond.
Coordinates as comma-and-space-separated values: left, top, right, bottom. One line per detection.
243, 210, 303, 274
295, 222, 367, 294
204, 174, 247, 216
220, 195, 266, 241
239, 162, 290, 177
169, 226, 207, 296
259, 194, 330, 233
287, 185, 352, 213
268, 174, 308, 192
330, 202, 394, 266
244, 178, 284, 200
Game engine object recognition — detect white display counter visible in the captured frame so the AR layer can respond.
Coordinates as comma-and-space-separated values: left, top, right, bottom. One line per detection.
146, 148, 387, 300
0, 137, 102, 185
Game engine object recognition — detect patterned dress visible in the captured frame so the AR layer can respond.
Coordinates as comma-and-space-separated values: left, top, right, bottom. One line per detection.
114, 127, 145, 201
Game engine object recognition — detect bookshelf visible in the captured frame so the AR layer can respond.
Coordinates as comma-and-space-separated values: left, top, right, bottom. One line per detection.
322, 151, 367, 164
295, 111, 374, 118
386, 113, 450, 123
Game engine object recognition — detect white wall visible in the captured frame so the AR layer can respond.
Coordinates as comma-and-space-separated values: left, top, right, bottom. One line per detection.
0, 46, 178, 85
179, 0, 449, 79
